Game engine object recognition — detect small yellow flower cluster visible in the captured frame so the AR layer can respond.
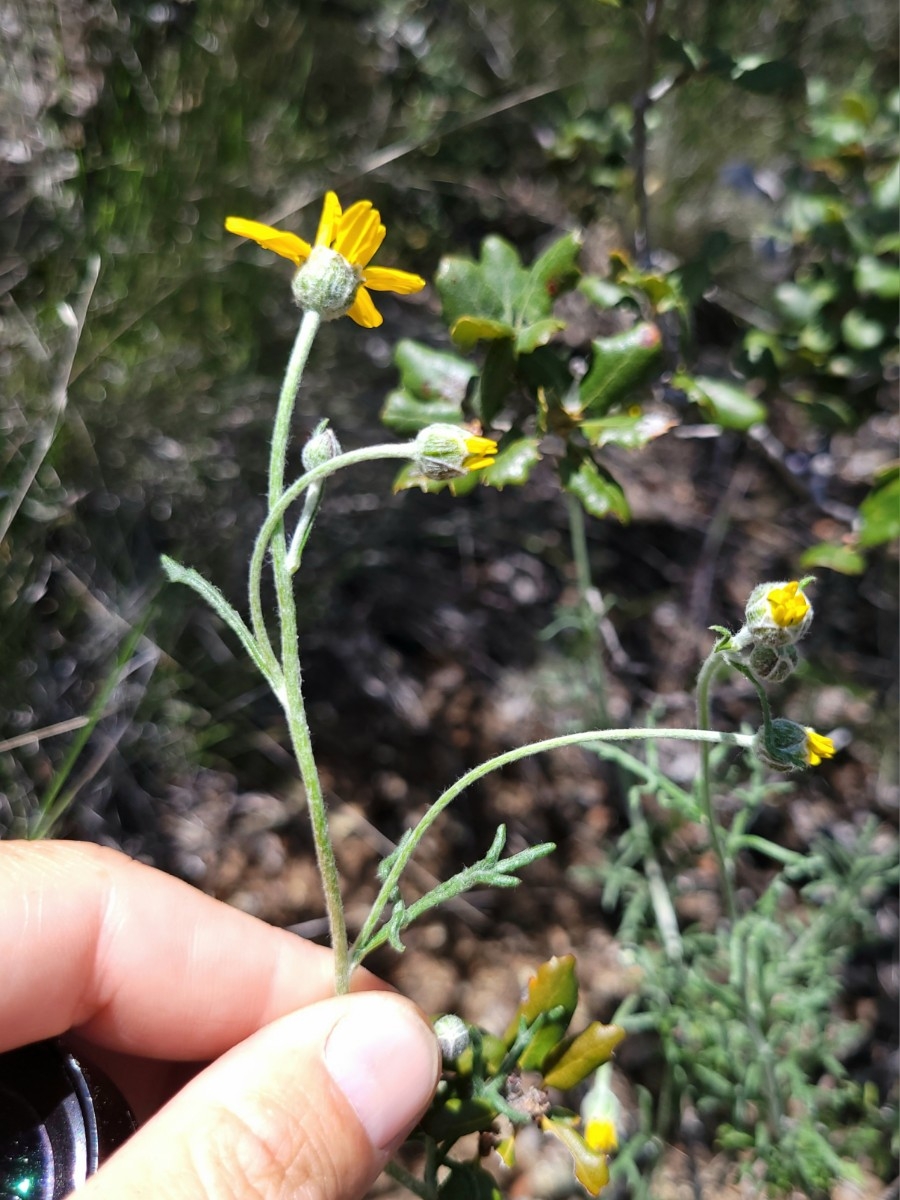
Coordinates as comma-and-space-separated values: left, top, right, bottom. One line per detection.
766, 580, 810, 629
226, 192, 425, 328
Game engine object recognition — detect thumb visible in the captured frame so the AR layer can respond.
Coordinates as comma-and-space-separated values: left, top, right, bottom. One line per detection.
82, 991, 440, 1200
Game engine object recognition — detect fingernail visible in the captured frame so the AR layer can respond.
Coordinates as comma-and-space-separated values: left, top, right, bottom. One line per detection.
324, 997, 439, 1150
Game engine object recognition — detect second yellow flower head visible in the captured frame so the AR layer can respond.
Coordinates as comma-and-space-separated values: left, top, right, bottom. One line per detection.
225, 192, 425, 328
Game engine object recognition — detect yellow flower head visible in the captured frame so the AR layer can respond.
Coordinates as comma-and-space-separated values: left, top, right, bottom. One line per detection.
766, 581, 810, 628
804, 727, 836, 767
413, 424, 498, 480
753, 718, 839, 771
225, 192, 425, 328
744, 577, 814, 647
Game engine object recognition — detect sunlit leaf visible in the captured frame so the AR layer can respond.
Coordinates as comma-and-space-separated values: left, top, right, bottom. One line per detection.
579, 323, 662, 414
581, 407, 677, 450
504, 956, 579, 1069
858, 471, 900, 548
451, 315, 515, 350
854, 255, 900, 300
840, 309, 885, 351
480, 437, 542, 488
799, 541, 866, 575
676, 374, 766, 430
564, 458, 630, 522
541, 1118, 611, 1195
516, 318, 566, 354
543, 1023, 626, 1090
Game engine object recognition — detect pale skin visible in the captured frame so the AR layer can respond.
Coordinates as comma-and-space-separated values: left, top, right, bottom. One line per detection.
1, 841, 440, 1200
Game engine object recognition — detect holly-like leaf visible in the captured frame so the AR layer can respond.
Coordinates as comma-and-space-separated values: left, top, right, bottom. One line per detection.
542, 1023, 626, 1090
382, 340, 478, 433
676, 373, 767, 430
480, 437, 542, 488
436, 233, 578, 349
504, 956, 579, 1070
579, 323, 662, 414
581, 407, 677, 450
450, 315, 515, 351
540, 1118, 611, 1195
516, 318, 566, 355
564, 459, 630, 522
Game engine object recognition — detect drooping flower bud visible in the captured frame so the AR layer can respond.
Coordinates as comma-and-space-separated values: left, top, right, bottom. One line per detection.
433, 1014, 471, 1062
744, 579, 814, 648
291, 245, 363, 321
747, 643, 799, 683
753, 718, 836, 771
413, 424, 498, 480
581, 1063, 621, 1155
301, 419, 342, 471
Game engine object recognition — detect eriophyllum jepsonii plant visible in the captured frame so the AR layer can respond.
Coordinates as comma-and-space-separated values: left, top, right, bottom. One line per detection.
160, 193, 837, 1195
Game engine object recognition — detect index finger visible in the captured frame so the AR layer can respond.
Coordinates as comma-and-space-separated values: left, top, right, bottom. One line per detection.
1, 841, 381, 1058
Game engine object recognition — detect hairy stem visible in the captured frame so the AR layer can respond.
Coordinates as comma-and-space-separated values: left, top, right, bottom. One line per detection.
352, 725, 752, 965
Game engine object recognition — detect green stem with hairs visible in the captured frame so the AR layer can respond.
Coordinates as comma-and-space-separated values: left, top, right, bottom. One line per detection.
351, 725, 753, 966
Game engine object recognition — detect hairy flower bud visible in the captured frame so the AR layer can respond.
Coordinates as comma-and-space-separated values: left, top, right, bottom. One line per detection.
291, 245, 363, 320
302, 419, 342, 471
753, 718, 836, 772
433, 1014, 470, 1062
747, 643, 799, 683
744, 579, 814, 648
413, 424, 497, 480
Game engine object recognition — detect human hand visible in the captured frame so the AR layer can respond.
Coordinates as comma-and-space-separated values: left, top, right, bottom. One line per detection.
1, 840, 440, 1199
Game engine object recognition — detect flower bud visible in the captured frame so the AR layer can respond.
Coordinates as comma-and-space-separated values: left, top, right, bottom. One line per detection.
581, 1063, 620, 1155
301, 419, 342, 471
747, 643, 799, 683
413, 424, 497, 481
744, 579, 813, 648
433, 1014, 470, 1062
753, 718, 836, 772
291, 245, 362, 320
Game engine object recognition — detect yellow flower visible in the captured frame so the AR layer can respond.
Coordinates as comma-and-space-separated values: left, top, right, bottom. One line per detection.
804, 727, 836, 766
766, 580, 810, 629
584, 1117, 618, 1154
225, 192, 425, 328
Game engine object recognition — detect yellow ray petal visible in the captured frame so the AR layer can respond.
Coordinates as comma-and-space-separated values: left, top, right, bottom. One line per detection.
346, 286, 383, 328
363, 265, 426, 294
314, 191, 342, 248
334, 203, 382, 263
224, 217, 310, 265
